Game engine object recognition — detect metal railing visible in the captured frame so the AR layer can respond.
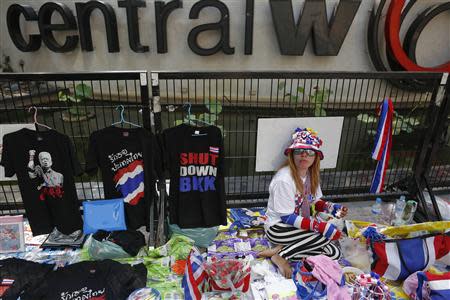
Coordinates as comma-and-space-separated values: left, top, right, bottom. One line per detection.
1, 71, 449, 222
0, 71, 151, 215
150, 71, 450, 209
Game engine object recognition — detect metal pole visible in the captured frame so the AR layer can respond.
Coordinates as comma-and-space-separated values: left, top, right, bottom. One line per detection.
151, 72, 162, 134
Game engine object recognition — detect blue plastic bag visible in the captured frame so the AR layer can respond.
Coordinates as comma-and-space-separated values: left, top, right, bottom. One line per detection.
82, 198, 127, 234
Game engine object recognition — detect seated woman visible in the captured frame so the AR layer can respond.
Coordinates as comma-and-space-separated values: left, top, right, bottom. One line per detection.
260, 127, 347, 278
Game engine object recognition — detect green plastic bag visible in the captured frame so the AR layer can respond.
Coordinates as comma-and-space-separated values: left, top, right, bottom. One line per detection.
148, 234, 195, 260
168, 223, 218, 248
84, 235, 131, 260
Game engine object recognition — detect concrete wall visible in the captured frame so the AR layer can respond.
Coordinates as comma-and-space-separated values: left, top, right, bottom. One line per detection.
0, 0, 449, 73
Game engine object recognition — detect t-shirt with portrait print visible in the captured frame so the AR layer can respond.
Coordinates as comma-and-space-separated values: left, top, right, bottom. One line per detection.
0, 129, 83, 236
162, 124, 226, 228
85, 126, 162, 230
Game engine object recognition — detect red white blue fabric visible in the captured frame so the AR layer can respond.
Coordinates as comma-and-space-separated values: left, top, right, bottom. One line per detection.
182, 248, 207, 300
370, 233, 449, 281
284, 127, 324, 160
416, 271, 450, 300
370, 99, 394, 193
113, 160, 145, 205
209, 146, 219, 154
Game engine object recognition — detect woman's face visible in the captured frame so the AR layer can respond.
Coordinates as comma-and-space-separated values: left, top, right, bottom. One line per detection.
293, 149, 316, 171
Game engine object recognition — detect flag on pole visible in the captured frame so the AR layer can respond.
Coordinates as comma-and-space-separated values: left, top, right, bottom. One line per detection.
370, 98, 394, 193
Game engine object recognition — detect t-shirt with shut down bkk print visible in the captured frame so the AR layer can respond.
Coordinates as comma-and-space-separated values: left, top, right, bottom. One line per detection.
162, 124, 226, 228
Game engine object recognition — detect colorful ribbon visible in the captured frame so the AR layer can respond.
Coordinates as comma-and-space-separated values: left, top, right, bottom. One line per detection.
370, 99, 394, 193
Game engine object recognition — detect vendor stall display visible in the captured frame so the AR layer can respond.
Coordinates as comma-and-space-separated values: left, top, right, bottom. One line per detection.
0, 129, 83, 236
0, 207, 448, 299
0, 86, 449, 300
162, 124, 226, 229
86, 126, 162, 230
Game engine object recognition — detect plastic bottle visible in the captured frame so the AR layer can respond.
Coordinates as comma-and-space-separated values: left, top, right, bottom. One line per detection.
393, 195, 406, 225
371, 198, 382, 215
402, 200, 418, 224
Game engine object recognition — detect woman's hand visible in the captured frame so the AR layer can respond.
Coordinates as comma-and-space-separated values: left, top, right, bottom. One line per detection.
339, 206, 348, 218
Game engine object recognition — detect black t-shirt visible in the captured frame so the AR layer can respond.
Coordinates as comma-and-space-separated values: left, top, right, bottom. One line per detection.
85, 126, 162, 230
0, 129, 83, 235
162, 124, 226, 228
22, 260, 147, 300
0, 258, 54, 300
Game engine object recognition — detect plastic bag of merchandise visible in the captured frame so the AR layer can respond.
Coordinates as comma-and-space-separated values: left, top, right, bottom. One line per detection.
339, 237, 371, 272
168, 223, 218, 248
380, 221, 450, 238
208, 237, 270, 254
249, 238, 271, 252
209, 238, 243, 253
207, 251, 258, 261
148, 233, 195, 260
344, 220, 381, 239
229, 208, 267, 230
85, 235, 131, 260
205, 257, 251, 292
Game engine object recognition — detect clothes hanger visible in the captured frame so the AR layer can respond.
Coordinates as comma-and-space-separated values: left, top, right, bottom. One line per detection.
183, 103, 194, 125
111, 105, 141, 127
182, 103, 213, 136
28, 106, 52, 130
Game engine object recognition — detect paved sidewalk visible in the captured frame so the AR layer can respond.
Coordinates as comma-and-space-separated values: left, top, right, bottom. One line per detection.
339, 193, 450, 223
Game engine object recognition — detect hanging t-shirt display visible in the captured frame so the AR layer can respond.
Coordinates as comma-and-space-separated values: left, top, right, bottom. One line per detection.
162, 124, 226, 228
85, 126, 161, 230
22, 259, 147, 300
0, 129, 83, 236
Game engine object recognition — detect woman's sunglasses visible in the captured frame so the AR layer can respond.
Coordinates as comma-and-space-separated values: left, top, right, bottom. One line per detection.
293, 148, 316, 156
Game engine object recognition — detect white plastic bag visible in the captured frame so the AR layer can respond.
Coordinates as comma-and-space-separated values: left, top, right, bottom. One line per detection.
340, 238, 371, 272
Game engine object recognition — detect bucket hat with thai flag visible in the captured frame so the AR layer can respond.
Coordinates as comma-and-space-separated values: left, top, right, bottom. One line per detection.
284, 127, 324, 160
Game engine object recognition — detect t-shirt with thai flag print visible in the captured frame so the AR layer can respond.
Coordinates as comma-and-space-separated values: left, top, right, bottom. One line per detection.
86, 126, 162, 230
162, 124, 227, 228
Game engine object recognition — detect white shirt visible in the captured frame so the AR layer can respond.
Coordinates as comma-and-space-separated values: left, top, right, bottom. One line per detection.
265, 166, 323, 231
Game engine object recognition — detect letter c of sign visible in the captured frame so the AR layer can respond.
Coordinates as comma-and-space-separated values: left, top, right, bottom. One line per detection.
386, 0, 450, 72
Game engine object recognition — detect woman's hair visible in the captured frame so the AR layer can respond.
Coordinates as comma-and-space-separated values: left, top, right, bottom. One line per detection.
280, 152, 321, 195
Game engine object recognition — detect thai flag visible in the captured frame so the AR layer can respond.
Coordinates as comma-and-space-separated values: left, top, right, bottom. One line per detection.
182, 248, 207, 300
113, 160, 144, 205
371, 233, 449, 281
417, 271, 450, 300
209, 146, 219, 154
370, 99, 394, 194
1, 278, 14, 285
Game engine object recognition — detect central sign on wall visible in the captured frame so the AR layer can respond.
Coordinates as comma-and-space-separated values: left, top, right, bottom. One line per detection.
6, 0, 361, 56
0, 0, 448, 72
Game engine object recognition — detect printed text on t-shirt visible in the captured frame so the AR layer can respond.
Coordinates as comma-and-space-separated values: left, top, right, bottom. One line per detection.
108, 149, 143, 172
60, 286, 105, 300
179, 152, 218, 192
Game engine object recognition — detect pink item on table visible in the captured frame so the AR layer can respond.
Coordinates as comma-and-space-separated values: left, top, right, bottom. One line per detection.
306, 255, 351, 300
